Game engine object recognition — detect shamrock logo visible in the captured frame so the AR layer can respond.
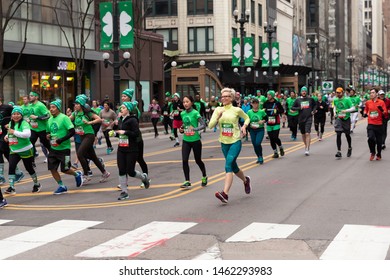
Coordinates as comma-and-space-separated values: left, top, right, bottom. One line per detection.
102, 10, 113, 43
120, 10, 132, 36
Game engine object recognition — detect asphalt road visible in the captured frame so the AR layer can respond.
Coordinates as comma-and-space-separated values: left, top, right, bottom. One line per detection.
1, 119, 390, 260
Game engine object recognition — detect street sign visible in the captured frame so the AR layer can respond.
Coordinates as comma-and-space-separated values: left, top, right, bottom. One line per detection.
261, 42, 279, 67
322, 81, 333, 92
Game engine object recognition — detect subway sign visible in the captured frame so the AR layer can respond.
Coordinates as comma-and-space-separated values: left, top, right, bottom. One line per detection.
57, 61, 76, 71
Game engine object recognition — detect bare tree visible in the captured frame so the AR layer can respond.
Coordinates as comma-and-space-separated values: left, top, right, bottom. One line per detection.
53, 0, 94, 94
0, 0, 29, 100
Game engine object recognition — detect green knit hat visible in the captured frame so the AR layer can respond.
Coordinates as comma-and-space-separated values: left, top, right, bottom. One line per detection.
174, 92, 180, 98
12, 106, 23, 115
267, 90, 275, 98
75, 96, 86, 107
50, 99, 62, 111
122, 89, 134, 99
165, 91, 171, 97
122, 101, 134, 112
300, 86, 308, 94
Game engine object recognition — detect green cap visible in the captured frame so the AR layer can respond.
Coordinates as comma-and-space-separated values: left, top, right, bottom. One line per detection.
122, 101, 134, 112
8, 102, 14, 106
300, 86, 308, 93
267, 90, 275, 98
122, 89, 134, 99
50, 99, 62, 111
12, 106, 23, 115
75, 96, 86, 107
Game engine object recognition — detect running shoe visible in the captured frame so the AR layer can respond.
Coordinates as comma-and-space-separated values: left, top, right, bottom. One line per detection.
201, 176, 208, 187
53, 185, 67, 195
244, 176, 251, 194
347, 147, 352, 157
169, 135, 175, 141
382, 145, 386, 150
376, 155, 382, 161
215, 191, 228, 203
15, 172, 25, 183
75, 171, 84, 187
370, 153, 375, 161
99, 171, 111, 183
43, 157, 48, 163
279, 148, 285, 156
141, 173, 150, 189
180, 181, 191, 189
87, 170, 93, 177
32, 183, 41, 193
118, 191, 129, 200
256, 157, 264, 164
335, 151, 342, 159
83, 176, 91, 184
305, 150, 310, 156
0, 199, 8, 208
0, 176, 6, 185
5, 186, 15, 194
272, 152, 279, 158
173, 142, 180, 147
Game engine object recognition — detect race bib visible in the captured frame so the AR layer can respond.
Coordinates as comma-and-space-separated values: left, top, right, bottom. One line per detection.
370, 111, 379, 119
221, 123, 233, 137
173, 110, 179, 116
250, 122, 260, 129
184, 127, 195, 136
75, 126, 85, 135
30, 120, 38, 128
8, 135, 18, 146
50, 136, 59, 147
119, 134, 129, 147
300, 101, 310, 109
163, 111, 168, 116
268, 116, 276, 124
338, 112, 346, 119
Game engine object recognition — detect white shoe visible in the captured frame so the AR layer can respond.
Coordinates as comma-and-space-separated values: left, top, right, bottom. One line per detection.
43, 158, 47, 163
305, 150, 310, 156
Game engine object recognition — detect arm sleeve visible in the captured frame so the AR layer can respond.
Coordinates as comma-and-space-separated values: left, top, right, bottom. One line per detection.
208, 107, 220, 129
37, 113, 50, 120
13, 128, 31, 138
58, 128, 75, 142
193, 116, 205, 131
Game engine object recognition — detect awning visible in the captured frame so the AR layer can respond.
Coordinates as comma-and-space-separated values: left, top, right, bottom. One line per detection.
163, 49, 180, 57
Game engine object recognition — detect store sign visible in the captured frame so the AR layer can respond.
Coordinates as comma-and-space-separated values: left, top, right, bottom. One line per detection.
57, 61, 76, 71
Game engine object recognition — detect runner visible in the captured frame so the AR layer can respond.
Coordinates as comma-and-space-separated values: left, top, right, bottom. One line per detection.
348, 89, 361, 133
208, 96, 220, 132
263, 90, 285, 158
170, 93, 184, 147
363, 88, 388, 161
333, 87, 355, 159
286, 90, 299, 140
291, 86, 317, 155
378, 90, 390, 150
109, 102, 150, 200
314, 92, 328, 141
179, 95, 207, 188
208, 87, 251, 204
148, 98, 161, 138
247, 98, 267, 164
99, 101, 117, 154
161, 95, 173, 134
70, 96, 110, 183
4, 107, 41, 194
46, 100, 84, 194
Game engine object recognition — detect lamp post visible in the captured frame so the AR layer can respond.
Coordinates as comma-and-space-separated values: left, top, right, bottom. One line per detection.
347, 55, 355, 88
307, 38, 318, 95
233, 5, 250, 96
331, 49, 341, 90
102, 0, 130, 107
264, 20, 278, 90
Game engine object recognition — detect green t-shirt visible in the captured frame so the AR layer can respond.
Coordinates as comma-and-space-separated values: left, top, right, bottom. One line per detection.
334, 97, 353, 120
21, 104, 31, 122
258, 95, 267, 110
349, 96, 361, 109
72, 111, 95, 135
29, 101, 49, 132
247, 109, 267, 129
47, 113, 74, 150
286, 97, 299, 116
180, 109, 201, 142
7, 120, 32, 152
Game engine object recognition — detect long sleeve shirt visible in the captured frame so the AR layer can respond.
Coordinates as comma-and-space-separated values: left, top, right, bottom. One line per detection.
364, 99, 388, 125
208, 104, 249, 144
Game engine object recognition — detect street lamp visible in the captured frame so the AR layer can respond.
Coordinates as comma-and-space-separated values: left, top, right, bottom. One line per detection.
264, 20, 277, 90
347, 55, 355, 88
307, 38, 318, 95
233, 5, 250, 96
331, 49, 342, 90
101, 0, 131, 106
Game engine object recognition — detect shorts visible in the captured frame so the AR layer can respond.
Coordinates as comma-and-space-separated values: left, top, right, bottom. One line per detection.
173, 120, 183, 129
299, 119, 312, 134
48, 149, 71, 172
334, 118, 351, 133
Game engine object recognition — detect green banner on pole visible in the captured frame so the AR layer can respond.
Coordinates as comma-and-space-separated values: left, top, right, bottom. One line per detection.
244, 37, 254, 66
261, 42, 280, 67
232, 38, 240, 66
100, 2, 113, 50
119, 1, 134, 49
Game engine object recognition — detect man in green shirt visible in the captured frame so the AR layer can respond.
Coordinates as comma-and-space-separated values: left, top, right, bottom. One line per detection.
286, 91, 299, 140
47, 100, 83, 195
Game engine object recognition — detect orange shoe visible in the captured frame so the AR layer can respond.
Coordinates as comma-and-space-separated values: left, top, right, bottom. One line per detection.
370, 154, 375, 161
376, 155, 382, 161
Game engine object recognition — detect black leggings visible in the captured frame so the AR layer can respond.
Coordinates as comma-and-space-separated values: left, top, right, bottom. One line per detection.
267, 129, 282, 150
117, 149, 138, 177
182, 140, 206, 181
9, 153, 35, 176
314, 118, 326, 134
151, 118, 159, 135
367, 124, 383, 155
163, 117, 172, 133
336, 131, 352, 150
137, 140, 148, 174
78, 134, 105, 175
103, 130, 113, 148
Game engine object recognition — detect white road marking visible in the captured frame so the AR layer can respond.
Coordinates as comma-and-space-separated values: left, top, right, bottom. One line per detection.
76, 221, 196, 258
193, 243, 222, 260
0, 219, 102, 260
0, 219, 13, 225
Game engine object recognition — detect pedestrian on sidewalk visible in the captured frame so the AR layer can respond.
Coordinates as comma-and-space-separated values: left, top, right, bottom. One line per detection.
364, 88, 388, 161
4, 106, 41, 194
109, 102, 150, 200
264, 90, 285, 158
148, 98, 161, 138
209, 87, 251, 204
46, 100, 84, 194
333, 87, 355, 159
179, 95, 207, 188
247, 98, 267, 164
291, 86, 317, 155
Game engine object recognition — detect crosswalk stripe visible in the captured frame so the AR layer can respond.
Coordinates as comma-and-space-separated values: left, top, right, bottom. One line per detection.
76, 221, 197, 258
320, 224, 390, 260
193, 243, 222, 260
225, 222, 300, 242
0, 219, 102, 260
0, 220, 13, 225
